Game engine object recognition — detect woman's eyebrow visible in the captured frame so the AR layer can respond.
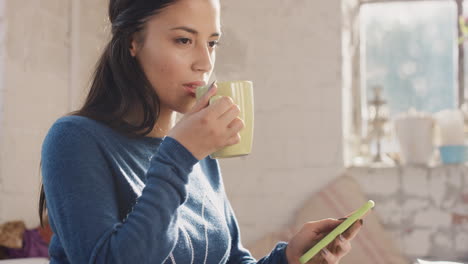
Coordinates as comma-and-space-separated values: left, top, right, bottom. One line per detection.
171, 26, 221, 37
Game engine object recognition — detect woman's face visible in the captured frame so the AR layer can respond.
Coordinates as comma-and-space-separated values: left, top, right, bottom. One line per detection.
131, 0, 221, 114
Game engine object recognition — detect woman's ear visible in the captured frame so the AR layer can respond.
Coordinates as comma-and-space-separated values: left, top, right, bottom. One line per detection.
130, 31, 145, 57
129, 39, 138, 57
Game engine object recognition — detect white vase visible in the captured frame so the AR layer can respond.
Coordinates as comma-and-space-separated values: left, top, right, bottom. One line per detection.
394, 111, 434, 165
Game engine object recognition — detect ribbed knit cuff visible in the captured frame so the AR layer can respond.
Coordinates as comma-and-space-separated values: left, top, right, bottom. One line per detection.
274, 242, 289, 264
155, 136, 199, 175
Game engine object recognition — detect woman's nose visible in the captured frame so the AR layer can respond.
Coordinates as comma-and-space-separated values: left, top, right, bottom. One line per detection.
192, 45, 214, 73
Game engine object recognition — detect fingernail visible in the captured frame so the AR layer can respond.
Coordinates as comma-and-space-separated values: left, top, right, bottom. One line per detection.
360, 219, 364, 225
339, 234, 345, 242
321, 248, 330, 256
338, 218, 347, 221
208, 81, 216, 91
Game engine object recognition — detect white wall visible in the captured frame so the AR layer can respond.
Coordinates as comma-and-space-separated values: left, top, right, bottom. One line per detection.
0, 0, 4, 159
0, 0, 108, 228
0, 0, 344, 247
0, 0, 69, 228
216, 0, 344, 244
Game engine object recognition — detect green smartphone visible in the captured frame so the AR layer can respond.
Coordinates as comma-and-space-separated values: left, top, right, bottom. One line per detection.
299, 200, 375, 264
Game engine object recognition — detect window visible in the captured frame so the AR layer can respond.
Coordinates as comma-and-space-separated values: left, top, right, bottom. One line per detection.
361, 1, 457, 117
343, 0, 465, 166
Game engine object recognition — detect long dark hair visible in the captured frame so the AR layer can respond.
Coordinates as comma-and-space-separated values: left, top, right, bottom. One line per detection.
39, 0, 177, 227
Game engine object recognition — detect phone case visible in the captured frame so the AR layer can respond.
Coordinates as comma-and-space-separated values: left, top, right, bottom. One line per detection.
299, 200, 375, 264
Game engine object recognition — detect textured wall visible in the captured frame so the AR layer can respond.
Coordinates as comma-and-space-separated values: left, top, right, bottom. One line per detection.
350, 166, 468, 262
0, 0, 108, 227
216, 0, 344, 244
0, 0, 4, 151
0, 0, 70, 228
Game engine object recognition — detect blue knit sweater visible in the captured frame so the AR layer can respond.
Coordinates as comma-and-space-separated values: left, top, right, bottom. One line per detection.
41, 116, 288, 264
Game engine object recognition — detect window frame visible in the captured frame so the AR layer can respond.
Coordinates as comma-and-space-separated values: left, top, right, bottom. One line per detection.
343, 0, 464, 167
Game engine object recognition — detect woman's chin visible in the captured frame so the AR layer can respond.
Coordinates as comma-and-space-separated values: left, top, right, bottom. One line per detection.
174, 102, 195, 114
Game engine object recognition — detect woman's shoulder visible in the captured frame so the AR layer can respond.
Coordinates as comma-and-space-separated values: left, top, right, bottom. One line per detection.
47, 115, 116, 139
43, 115, 119, 151
52, 115, 108, 132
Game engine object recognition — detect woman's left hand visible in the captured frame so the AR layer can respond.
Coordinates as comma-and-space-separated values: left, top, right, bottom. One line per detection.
285, 218, 363, 264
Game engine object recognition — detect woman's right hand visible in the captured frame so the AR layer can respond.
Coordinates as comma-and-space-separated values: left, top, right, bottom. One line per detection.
286, 218, 363, 264
168, 84, 245, 160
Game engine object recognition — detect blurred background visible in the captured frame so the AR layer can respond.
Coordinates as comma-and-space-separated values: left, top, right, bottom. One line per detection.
1, 0, 468, 263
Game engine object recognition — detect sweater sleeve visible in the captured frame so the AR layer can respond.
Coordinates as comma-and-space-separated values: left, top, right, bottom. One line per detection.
223, 196, 289, 264
41, 121, 198, 264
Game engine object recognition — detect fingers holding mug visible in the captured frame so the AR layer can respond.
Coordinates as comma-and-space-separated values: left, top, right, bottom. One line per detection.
195, 80, 254, 158
225, 118, 244, 146
226, 133, 241, 146
228, 117, 244, 132
219, 102, 241, 125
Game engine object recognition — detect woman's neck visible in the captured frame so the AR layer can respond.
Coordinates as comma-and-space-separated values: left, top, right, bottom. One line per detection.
124, 105, 175, 138
146, 107, 175, 138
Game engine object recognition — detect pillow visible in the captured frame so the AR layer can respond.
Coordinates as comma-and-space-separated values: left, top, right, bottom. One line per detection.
0, 221, 26, 249
247, 175, 409, 264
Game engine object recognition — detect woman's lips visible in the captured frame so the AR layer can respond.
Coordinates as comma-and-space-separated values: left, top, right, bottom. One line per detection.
183, 84, 198, 97
184, 81, 206, 87
183, 82, 206, 97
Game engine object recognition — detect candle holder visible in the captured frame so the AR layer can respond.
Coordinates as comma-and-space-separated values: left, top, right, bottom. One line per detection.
365, 86, 391, 164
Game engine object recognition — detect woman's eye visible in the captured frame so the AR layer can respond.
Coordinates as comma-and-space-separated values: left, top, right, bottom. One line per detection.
209, 40, 220, 48
176, 38, 192, 45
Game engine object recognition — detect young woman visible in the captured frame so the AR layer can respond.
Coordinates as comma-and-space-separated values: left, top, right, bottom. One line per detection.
39, 0, 362, 263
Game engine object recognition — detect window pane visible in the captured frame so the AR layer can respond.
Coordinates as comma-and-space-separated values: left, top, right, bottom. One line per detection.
361, 2, 457, 121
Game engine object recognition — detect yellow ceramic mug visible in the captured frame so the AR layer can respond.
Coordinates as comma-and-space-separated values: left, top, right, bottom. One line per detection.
196, 81, 254, 159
